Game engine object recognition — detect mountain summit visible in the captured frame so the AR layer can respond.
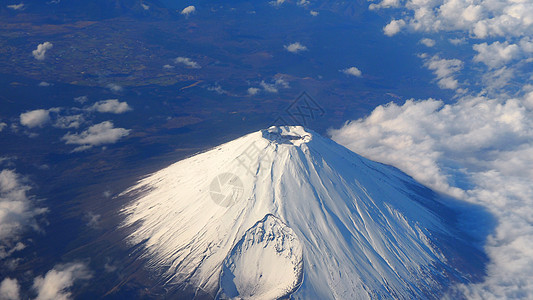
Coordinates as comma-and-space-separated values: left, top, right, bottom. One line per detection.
121, 126, 487, 299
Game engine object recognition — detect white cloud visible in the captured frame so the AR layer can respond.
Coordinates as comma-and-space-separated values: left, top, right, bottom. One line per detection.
32, 42, 53, 61
38, 82, 51, 87
0, 122, 6, 132
284, 42, 307, 53
0, 169, 47, 259
297, 0, 310, 6
341, 66, 363, 77
19, 109, 50, 128
89, 99, 132, 114
0, 278, 20, 300
6, 3, 24, 10
141, 3, 149, 10
62, 121, 130, 152
424, 55, 463, 90
420, 38, 436, 47
383, 19, 405, 36
473, 41, 521, 69
163, 64, 174, 69
247, 87, 260, 95
33, 263, 91, 300
310, 10, 319, 16
174, 57, 200, 69
181, 5, 195, 16
106, 84, 123, 93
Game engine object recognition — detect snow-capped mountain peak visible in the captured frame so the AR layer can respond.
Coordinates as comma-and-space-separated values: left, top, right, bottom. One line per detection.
120, 126, 486, 299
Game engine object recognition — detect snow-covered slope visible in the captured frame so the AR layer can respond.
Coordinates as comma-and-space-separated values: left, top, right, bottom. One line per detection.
120, 126, 487, 299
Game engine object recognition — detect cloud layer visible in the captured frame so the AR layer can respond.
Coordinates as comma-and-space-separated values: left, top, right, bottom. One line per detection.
335, 0, 533, 296
371, 0, 533, 39
330, 90, 533, 297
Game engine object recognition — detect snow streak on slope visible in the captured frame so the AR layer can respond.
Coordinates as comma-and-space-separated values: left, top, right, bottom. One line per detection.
120, 126, 487, 299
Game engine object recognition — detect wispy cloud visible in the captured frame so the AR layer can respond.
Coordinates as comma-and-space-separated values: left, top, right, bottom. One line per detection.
53, 114, 85, 129
6, 3, 25, 11
269, 0, 285, 7
73, 96, 88, 104
207, 84, 227, 95
174, 57, 201, 69
258, 77, 289, 93
424, 55, 463, 90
